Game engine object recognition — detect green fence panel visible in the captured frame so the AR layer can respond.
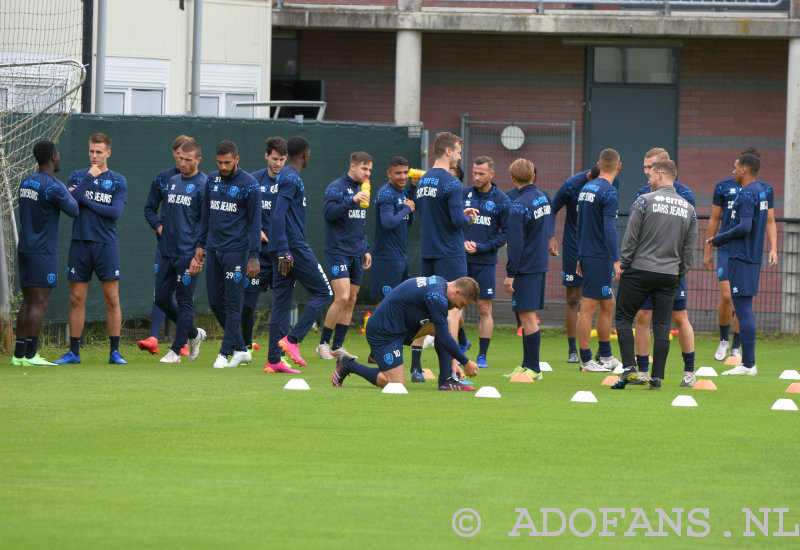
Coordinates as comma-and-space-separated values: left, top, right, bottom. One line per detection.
37, 114, 421, 324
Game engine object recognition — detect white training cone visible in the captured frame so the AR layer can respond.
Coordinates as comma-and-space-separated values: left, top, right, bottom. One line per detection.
571, 391, 598, 403
382, 383, 408, 394
695, 366, 718, 377
422, 335, 435, 349
475, 386, 501, 399
779, 369, 800, 380
283, 378, 310, 390
671, 395, 698, 407
539, 362, 553, 372
612, 365, 625, 374
771, 398, 798, 411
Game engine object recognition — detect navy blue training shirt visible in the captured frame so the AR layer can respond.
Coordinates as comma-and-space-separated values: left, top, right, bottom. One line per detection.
251, 168, 279, 239
462, 183, 510, 265
506, 184, 553, 276
197, 168, 261, 258
17, 172, 79, 253
68, 168, 127, 244
550, 170, 588, 255
268, 165, 308, 255
157, 172, 206, 258
415, 167, 470, 259
373, 181, 414, 260
712, 181, 772, 264
144, 166, 180, 232
576, 177, 619, 261
323, 173, 369, 256
367, 275, 469, 365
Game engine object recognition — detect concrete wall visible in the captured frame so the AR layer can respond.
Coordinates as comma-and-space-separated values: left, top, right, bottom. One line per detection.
104, 0, 271, 115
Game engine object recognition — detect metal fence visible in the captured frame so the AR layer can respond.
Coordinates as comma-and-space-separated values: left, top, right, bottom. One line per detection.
275, 0, 791, 15
430, 0, 788, 15
460, 114, 576, 188
463, 215, 800, 335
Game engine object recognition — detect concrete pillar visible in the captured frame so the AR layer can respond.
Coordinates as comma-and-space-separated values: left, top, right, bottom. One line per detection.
394, 29, 422, 126
394, 0, 422, 126
781, 36, 800, 334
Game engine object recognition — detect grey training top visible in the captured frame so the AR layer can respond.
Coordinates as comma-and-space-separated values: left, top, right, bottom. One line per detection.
620, 185, 697, 278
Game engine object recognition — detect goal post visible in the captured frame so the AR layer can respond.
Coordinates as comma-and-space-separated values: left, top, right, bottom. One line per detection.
0, 0, 86, 338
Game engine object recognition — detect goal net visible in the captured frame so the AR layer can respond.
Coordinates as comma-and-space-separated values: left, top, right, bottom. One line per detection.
0, 0, 85, 325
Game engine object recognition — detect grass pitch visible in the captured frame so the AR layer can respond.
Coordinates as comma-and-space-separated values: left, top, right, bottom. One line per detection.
1, 329, 798, 549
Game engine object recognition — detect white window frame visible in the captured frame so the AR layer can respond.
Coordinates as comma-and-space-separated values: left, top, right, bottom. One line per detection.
103, 57, 169, 115
199, 63, 260, 118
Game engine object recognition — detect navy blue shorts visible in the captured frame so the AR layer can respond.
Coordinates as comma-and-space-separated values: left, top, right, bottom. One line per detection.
640, 277, 687, 311
717, 248, 729, 282
18, 251, 58, 288
420, 256, 467, 281
367, 334, 406, 372
729, 259, 760, 297
561, 247, 583, 288
579, 256, 614, 300
245, 249, 273, 293
370, 258, 410, 300
468, 262, 496, 300
325, 252, 363, 285
67, 240, 120, 282
512, 272, 546, 312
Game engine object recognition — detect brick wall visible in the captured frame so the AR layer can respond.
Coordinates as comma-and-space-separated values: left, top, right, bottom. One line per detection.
678, 39, 787, 215
299, 31, 787, 213
301, 31, 586, 175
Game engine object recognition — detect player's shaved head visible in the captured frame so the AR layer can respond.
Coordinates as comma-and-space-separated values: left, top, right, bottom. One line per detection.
287, 136, 310, 158
33, 140, 58, 165
180, 140, 202, 156
453, 277, 480, 302
598, 148, 620, 172
651, 159, 677, 181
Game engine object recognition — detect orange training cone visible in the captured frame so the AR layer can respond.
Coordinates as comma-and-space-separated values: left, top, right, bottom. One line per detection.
510, 371, 534, 383
724, 355, 740, 366
693, 379, 717, 391
422, 368, 435, 380
785, 383, 800, 394
601, 375, 618, 386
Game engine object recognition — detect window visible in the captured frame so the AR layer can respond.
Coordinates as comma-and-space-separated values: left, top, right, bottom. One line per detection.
272, 37, 300, 78
103, 88, 164, 115
103, 57, 169, 115
593, 47, 677, 84
198, 63, 260, 118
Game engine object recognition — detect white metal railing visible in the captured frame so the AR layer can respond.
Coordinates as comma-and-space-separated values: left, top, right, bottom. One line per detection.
229, 100, 327, 121
456, 0, 789, 16
274, 0, 788, 16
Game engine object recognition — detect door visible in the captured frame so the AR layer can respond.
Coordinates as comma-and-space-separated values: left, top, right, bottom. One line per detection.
584, 46, 680, 216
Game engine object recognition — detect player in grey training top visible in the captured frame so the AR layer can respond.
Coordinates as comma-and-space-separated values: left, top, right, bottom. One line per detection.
611, 159, 697, 391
